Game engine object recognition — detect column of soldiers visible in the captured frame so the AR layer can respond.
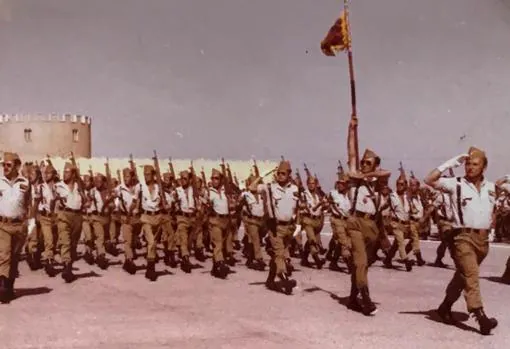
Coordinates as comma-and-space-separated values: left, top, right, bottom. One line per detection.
0, 148, 509, 336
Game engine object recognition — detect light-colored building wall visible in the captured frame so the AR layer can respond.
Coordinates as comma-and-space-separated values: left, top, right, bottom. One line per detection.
0, 114, 92, 158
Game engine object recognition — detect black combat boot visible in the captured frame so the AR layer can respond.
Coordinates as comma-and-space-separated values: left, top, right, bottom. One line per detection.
312, 254, 325, 270
233, 240, 242, 251
194, 248, 206, 262
436, 297, 455, 324
145, 261, 158, 281
180, 256, 192, 273
44, 259, 58, 277
347, 283, 363, 312
415, 251, 426, 266
83, 250, 95, 265
122, 259, 137, 275
265, 260, 279, 291
404, 258, 413, 272
106, 242, 119, 257
300, 242, 312, 267
276, 272, 297, 295
61, 262, 76, 283
325, 239, 336, 261
96, 254, 109, 270
471, 308, 498, 335
360, 287, 378, 316
254, 259, 266, 271
500, 262, 510, 284
225, 253, 236, 267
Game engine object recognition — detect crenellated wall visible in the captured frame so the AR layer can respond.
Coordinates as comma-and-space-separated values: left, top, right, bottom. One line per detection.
0, 114, 92, 158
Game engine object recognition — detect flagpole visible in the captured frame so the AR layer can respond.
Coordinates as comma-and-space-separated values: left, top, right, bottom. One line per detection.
344, 0, 359, 170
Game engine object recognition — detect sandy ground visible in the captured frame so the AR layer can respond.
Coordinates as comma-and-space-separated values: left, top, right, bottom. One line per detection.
1, 227, 509, 349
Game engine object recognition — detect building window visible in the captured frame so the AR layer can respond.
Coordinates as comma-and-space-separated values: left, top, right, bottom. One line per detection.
24, 128, 32, 142
72, 129, 79, 142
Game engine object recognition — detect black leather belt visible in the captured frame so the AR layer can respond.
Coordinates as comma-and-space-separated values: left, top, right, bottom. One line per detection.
277, 220, 294, 226
142, 210, 161, 215
301, 213, 322, 219
243, 213, 264, 220
38, 210, 53, 217
210, 212, 229, 218
178, 211, 196, 218
63, 207, 81, 213
452, 228, 489, 235
331, 213, 347, 220
0, 216, 23, 223
409, 217, 420, 222
93, 212, 110, 217
354, 210, 376, 220
392, 218, 409, 225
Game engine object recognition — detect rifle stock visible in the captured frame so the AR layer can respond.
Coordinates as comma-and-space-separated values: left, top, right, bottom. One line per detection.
152, 150, 168, 207
128, 153, 138, 182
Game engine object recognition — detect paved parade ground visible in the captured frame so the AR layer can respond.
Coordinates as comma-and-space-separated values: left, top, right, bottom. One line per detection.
2, 228, 510, 349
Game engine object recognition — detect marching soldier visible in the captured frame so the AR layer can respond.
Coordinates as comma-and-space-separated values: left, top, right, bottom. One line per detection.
382, 171, 413, 271
89, 173, 115, 269
190, 177, 207, 262
54, 162, 86, 283
25, 162, 43, 270
299, 176, 326, 269
425, 147, 498, 335
239, 174, 266, 271
139, 165, 165, 281
432, 185, 456, 268
404, 176, 427, 266
174, 170, 196, 273
33, 162, 59, 277
116, 167, 141, 274
0, 152, 33, 303
161, 172, 178, 268
207, 168, 233, 278
327, 171, 352, 272
251, 160, 298, 294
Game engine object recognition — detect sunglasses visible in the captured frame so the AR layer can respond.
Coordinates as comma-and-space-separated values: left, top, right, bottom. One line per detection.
277, 171, 286, 175
361, 160, 373, 166
3, 162, 13, 168
211, 176, 220, 180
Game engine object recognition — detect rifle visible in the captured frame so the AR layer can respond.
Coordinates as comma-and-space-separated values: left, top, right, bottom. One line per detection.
189, 160, 199, 203
337, 160, 344, 175
233, 172, 239, 187
69, 151, 85, 191
315, 172, 327, 198
252, 158, 260, 178
152, 150, 168, 207
168, 157, 176, 186
220, 158, 234, 226
104, 158, 113, 192
303, 163, 312, 180
46, 154, 53, 168
88, 165, 93, 178
116, 169, 122, 184
128, 153, 138, 183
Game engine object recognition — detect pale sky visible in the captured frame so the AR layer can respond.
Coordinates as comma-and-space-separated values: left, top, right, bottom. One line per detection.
1, 0, 510, 185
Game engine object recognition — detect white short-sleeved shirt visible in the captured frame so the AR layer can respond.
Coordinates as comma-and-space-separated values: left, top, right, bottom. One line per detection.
350, 185, 377, 215
241, 191, 265, 217
116, 183, 140, 213
435, 177, 496, 229
140, 183, 161, 212
329, 189, 351, 218
434, 192, 455, 221
208, 187, 229, 215
258, 182, 298, 222
409, 195, 424, 220
388, 192, 410, 222
303, 189, 323, 216
0, 176, 30, 218
175, 186, 195, 213
36, 182, 56, 212
55, 181, 83, 210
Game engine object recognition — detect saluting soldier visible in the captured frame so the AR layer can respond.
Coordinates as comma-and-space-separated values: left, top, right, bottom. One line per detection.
425, 147, 498, 336
0, 152, 33, 303
54, 162, 86, 283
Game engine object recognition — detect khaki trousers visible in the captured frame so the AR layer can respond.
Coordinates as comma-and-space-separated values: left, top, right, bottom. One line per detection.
346, 216, 379, 289
269, 223, 295, 275
140, 213, 163, 261
208, 216, 229, 262
302, 215, 322, 255
91, 215, 110, 256
243, 216, 264, 260
445, 229, 489, 311
120, 215, 141, 260
176, 215, 196, 257
160, 214, 176, 252
57, 210, 83, 263
330, 216, 350, 256
38, 215, 57, 261
0, 221, 27, 278
409, 220, 421, 253
390, 221, 410, 260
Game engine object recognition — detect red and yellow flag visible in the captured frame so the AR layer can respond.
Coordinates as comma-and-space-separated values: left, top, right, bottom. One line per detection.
320, 10, 351, 56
